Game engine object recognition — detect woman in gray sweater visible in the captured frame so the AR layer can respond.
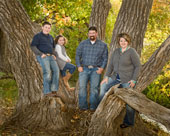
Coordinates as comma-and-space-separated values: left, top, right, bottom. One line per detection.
99, 33, 141, 128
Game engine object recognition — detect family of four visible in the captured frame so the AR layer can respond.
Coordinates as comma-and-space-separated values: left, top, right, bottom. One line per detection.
31, 21, 141, 128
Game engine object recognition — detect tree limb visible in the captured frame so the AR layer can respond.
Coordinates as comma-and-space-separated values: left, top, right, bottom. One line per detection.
114, 88, 170, 130
136, 35, 170, 91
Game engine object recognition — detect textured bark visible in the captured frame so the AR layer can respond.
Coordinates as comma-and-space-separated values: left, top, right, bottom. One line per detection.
88, 85, 170, 136
1, 0, 170, 135
115, 87, 170, 130
89, 0, 111, 40
110, 0, 153, 55
136, 36, 170, 91
88, 0, 170, 135
0, 0, 75, 130
88, 35, 170, 135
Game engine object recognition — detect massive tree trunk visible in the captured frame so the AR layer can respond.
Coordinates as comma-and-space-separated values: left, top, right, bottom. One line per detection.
110, 0, 153, 55
0, 0, 75, 131
89, 0, 111, 40
1, 0, 170, 135
87, 0, 170, 135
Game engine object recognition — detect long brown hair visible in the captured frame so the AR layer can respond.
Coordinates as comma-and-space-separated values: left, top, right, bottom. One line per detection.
54, 35, 68, 45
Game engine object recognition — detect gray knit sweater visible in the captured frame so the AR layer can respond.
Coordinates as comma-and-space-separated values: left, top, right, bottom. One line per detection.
105, 48, 141, 83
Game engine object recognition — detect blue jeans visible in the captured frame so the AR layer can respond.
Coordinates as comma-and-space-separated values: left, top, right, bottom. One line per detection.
79, 67, 101, 110
99, 78, 135, 126
61, 63, 76, 77
99, 77, 120, 102
36, 56, 59, 94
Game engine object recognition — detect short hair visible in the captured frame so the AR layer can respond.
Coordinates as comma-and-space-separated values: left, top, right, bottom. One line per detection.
42, 21, 51, 26
117, 33, 131, 44
88, 26, 97, 32
55, 35, 68, 45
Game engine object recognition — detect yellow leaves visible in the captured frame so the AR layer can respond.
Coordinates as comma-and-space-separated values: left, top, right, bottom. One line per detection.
70, 119, 76, 123
152, 0, 170, 14
73, 114, 80, 120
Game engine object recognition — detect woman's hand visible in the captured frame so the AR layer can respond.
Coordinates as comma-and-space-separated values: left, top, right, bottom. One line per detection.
128, 80, 135, 88
100, 77, 108, 85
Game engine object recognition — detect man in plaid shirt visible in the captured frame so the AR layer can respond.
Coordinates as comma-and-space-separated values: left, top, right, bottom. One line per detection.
76, 26, 108, 110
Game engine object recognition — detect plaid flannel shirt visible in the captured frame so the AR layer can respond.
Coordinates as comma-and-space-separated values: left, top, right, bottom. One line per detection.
76, 39, 108, 68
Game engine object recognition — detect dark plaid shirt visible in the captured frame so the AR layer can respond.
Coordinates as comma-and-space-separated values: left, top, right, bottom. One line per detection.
76, 39, 108, 68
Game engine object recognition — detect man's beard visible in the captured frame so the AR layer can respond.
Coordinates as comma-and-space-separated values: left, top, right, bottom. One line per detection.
90, 36, 96, 41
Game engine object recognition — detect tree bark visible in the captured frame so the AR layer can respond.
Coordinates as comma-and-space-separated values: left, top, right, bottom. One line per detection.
89, 0, 111, 40
88, 79, 170, 136
136, 36, 170, 91
1, 0, 170, 135
87, 0, 170, 135
110, 0, 153, 55
0, 0, 75, 130
114, 87, 170, 130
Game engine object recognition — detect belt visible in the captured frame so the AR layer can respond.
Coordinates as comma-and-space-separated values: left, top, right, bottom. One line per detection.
84, 65, 97, 69
46, 53, 53, 56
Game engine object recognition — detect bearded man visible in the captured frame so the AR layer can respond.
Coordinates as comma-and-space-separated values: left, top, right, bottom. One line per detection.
76, 26, 108, 110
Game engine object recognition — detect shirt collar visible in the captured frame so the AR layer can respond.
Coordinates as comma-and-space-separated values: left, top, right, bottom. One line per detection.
88, 38, 99, 45
40, 31, 49, 36
120, 46, 130, 53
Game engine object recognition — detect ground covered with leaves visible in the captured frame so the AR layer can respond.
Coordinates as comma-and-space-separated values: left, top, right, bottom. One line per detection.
0, 107, 94, 136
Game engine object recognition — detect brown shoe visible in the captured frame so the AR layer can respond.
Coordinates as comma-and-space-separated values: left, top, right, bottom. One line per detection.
44, 93, 53, 97
69, 87, 75, 91
44, 91, 57, 97
63, 74, 75, 91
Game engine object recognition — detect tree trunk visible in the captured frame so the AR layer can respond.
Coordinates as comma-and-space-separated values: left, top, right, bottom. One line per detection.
88, 84, 170, 136
89, 0, 111, 40
110, 0, 153, 55
1, 0, 170, 135
136, 36, 170, 91
0, 0, 75, 131
114, 87, 170, 130
87, 0, 170, 135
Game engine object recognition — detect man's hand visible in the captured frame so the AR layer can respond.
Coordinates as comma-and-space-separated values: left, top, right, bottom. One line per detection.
41, 54, 47, 58
78, 67, 83, 72
96, 67, 104, 74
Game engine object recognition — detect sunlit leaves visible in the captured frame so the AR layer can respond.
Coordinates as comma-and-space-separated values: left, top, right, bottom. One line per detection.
143, 0, 170, 63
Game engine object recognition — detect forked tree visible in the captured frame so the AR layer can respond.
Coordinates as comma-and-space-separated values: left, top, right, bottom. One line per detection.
0, 0, 170, 135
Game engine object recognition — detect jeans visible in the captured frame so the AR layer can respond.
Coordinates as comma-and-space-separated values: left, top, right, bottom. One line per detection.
61, 63, 76, 77
99, 78, 135, 126
99, 77, 120, 102
36, 56, 59, 94
79, 67, 101, 110
121, 83, 136, 126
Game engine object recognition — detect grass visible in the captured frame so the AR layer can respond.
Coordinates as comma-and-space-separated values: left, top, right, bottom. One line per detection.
0, 72, 18, 107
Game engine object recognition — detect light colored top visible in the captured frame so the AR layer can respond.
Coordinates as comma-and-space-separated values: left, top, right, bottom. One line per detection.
55, 44, 71, 70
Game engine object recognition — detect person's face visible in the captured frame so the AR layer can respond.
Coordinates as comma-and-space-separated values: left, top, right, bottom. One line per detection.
88, 30, 98, 41
119, 37, 129, 49
58, 37, 65, 46
42, 24, 51, 35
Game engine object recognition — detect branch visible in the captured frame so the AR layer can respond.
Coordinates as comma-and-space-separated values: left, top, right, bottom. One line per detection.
136, 36, 170, 91
114, 88, 170, 130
